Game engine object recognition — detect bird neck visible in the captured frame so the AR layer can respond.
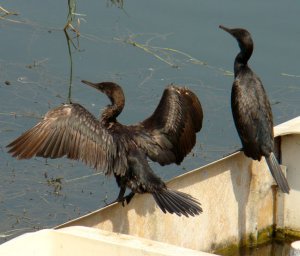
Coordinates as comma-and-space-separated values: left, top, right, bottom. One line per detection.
234, 44, 253, 77
101, 91, 125, 123
101, 104, 123, 122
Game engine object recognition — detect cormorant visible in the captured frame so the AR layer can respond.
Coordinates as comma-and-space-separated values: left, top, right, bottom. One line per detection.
219, 25, 290, 193
7, 80, 204, 216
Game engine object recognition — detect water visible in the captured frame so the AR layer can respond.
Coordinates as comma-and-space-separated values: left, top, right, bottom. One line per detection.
219, 241, 292, 256
1, 0, 299, 244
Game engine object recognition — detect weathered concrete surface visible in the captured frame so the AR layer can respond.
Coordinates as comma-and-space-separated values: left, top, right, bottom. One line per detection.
281, 134, 300, 230
290, 241, 300, 256
0, 226, 216, 256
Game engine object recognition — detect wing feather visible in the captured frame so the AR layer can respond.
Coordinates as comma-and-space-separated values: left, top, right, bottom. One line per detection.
132, 85, 203, 165
7, 103, 127, 176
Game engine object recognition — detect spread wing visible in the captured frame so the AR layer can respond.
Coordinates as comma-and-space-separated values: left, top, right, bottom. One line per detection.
7, 103, 127, 176
132, 85, 203, 165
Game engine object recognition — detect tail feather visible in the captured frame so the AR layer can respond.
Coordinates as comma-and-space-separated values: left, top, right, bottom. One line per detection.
265, 152, 290, 193
154, 193, 189, 217
164, 190, 200, 216
157, 192, 183, 216
154, 193, 176, 214
161, 191, 191, 216
153, 193, 169, 214
152, 189, 202, 217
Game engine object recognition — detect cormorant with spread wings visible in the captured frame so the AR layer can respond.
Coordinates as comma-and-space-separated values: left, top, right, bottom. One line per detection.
7, 80, 204, 217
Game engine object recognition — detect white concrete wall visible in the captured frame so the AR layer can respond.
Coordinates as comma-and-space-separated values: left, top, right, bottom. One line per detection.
281, 134, 300, 230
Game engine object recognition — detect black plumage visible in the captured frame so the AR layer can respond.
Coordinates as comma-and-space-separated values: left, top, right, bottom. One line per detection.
7, 80, 203, 216
219, 25, 290, 193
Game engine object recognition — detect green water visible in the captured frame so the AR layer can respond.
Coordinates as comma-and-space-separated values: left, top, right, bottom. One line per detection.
219, 241, 292, 256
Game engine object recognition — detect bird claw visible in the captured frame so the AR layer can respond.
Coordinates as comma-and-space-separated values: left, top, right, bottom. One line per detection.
121, 199, 126, 207
116, 192, 135, 207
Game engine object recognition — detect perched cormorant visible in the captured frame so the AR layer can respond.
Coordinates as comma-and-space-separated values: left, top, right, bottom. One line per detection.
219, 25, 290, 193
7, 80, 204, 216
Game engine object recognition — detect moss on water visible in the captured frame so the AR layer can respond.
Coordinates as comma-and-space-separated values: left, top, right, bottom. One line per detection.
214, 226, 300, 256
257, 225, 275, 244
275, 228, 300, 242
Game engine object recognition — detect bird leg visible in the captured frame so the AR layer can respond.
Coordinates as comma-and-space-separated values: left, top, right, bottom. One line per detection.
124, 192, 135, 205
115, 186, 126, 205
115, 187, 135, 207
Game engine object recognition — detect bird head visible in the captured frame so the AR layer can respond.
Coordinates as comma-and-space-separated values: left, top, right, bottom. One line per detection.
81, 80, 125, 105
219, 25, 253, 53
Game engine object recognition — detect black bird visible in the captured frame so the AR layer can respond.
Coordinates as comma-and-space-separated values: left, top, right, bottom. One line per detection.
7, 80, 204, 216
219, 25, 290, 193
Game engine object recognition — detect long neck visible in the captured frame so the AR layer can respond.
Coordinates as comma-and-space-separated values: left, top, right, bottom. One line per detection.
101, 90, 125, 123
234, 42, 253, 77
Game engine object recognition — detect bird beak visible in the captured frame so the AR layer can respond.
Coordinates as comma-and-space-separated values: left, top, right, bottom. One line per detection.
81, 80, 107, 93
81, 80, 99, 89
219, 25, 232, 34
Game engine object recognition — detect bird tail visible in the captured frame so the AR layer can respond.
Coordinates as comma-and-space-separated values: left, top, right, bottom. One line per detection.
265, 152, 290, 193
152, 189, 202, 217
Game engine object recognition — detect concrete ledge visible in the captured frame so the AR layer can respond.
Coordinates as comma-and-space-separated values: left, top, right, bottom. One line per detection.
0, 226, 216, 256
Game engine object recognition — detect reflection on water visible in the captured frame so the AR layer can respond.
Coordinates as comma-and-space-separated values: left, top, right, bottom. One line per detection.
1, 0, 300, 247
